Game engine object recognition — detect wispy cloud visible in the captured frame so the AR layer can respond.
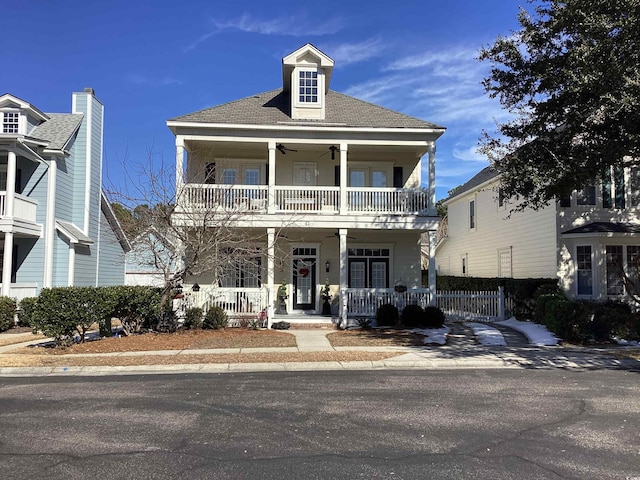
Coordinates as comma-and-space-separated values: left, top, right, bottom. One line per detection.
184, 13, 346, 52
124, 74, 182, 87
452, 144, 487, 162
321, 38, 387, 66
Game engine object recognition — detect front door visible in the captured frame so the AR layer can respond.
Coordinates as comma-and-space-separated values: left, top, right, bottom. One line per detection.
293, 258, 316, 310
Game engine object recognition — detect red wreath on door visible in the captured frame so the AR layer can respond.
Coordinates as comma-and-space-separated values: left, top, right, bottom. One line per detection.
299, 268, 310, 278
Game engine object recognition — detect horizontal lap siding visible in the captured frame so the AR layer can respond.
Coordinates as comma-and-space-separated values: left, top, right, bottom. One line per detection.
98, 209, 125, 286
436, 182, 558, 278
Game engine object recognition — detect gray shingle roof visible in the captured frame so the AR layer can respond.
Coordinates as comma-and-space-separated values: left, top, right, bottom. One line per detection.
562, 222, 640, 235
169, 89, 444, 130
31, 113, 83, 150
444, 166, 499, 202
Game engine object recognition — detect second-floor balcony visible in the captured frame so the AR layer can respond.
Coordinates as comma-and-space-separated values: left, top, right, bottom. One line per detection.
179, 184, 432, 216
0, 191, 38, 223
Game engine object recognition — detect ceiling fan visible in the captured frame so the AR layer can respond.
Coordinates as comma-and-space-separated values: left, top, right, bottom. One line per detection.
276, 143, 298, 154
326, 232, 356, 240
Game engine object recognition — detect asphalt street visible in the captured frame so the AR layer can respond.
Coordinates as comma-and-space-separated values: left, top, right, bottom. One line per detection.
1, 369, 639, 479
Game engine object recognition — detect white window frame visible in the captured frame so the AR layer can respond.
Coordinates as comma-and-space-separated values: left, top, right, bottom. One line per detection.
348, 162, 393, 188
1, 110, 20, 134
215, 159, 265, 185
296, 68, 320, 106
576, 245, 594, 297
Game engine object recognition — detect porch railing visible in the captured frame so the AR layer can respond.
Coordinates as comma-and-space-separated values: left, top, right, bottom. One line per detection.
0, 284, 38, 302
274, 186, 339, 213
185, 286, 267, 317
347, 188, 429, 214
345, 288, 432, 317
0, 192, 38, 222
179, 184, 431, 215
181, 185, 268, 211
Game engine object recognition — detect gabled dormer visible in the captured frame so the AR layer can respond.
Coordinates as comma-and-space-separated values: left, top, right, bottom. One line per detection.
0, 94, 48, 136
282, 44, 334, 120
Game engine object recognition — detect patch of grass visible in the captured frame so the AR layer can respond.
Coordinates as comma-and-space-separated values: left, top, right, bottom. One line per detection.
327, 329, 425, 347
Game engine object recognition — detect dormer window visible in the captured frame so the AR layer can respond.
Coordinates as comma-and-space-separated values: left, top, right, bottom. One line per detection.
298, 70, 318, 104
2, 112, 19, 134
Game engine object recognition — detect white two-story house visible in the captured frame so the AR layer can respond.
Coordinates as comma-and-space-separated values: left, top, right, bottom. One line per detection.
167, 44, 445, 325
0, 89, 130, 300
435, 165, 640, 302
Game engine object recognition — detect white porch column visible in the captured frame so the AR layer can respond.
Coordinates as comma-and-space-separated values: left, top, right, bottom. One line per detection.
43, 158, 57, 288
428, 142, 436, 214
5, 151, 16, 218
428, 230, 437, 305
267, 227, 275, 328
176, 136, 185, 190
267, 141, 276, 214
339, 228, 348, 326
2, 232, 13, 297
68, 243, 75, 286
339, 143, 348, 214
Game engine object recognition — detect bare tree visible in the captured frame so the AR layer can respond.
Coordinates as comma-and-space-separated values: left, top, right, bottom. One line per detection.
106, 149, 284, 309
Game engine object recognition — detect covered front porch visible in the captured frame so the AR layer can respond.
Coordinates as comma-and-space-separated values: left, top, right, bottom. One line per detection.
181, 227, 435, 327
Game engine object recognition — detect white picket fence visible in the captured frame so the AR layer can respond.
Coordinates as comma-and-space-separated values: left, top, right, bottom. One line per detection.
435, 287, 507, 321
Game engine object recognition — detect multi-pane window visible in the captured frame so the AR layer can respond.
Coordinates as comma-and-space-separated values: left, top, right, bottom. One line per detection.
576, 246, 593, 295
219, 250, 261, 288
2, 112, 19, 133
347, 248, 390, 288
602, 166, 626, 209
627, 245, 640, 294
298, 70, 318, 103
606, 245, 624, 295
631, 167, 640, 207
221, 168, 237, 184
577, 185, 596, 205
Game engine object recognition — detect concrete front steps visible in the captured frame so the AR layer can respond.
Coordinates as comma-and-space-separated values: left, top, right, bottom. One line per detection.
272, 314, 336, 330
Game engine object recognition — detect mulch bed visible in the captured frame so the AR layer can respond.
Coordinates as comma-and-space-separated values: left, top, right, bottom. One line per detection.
10, 329, 296, 355
327, 329, 426, 347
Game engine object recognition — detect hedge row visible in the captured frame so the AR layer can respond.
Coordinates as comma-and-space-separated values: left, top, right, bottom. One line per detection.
21, 286, 162, 345
535, 293, 640, 343
376, 303, 445, 329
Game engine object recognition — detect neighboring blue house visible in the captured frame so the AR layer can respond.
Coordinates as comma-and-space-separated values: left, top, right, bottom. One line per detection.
0, 89, 130, 301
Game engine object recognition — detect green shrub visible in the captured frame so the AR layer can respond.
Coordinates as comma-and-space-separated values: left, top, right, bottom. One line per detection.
17, 297, 37, 328
271, 321, 290, 330
203, 306, 228, 329
534, 293, 563, 323
376, 304, 399, 327
247, 318, 262, 330
31, 287, 109, 344
0, 296, 16, 332
401, 304, 424, 328
542, 296, 591, 343
356, 317, 372, 329
183, 307, 203, 330
102, 286, 162, 335
423, 306, 446, 328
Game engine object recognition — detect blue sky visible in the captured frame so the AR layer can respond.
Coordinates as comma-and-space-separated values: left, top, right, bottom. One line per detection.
2, 0, 522, 200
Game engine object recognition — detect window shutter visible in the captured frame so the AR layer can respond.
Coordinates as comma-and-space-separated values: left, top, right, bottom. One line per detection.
393, 167, 403, 188
334, 166, 340, 186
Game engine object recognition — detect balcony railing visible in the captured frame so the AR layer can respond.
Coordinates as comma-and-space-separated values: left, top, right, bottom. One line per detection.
180, 184, 431, 215
0, 192, 38, 222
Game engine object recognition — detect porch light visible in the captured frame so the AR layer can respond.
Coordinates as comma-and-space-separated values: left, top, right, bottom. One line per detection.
192, 283, 200, 292
329, 145, 338, 160
325, 261, 330, 272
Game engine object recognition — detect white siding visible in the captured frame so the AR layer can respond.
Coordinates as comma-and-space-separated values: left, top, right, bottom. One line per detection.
436, 179, 558, 279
